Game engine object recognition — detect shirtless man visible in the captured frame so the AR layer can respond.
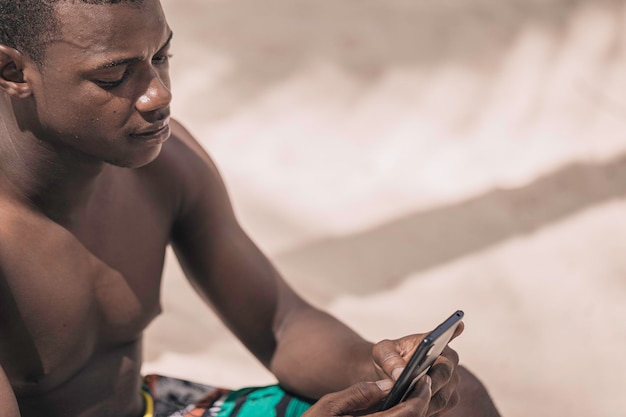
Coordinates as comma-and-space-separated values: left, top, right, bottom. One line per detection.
0, 1, 500, 416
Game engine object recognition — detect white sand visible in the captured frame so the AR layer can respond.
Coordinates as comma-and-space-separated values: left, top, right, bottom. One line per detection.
143, 1, 626, 415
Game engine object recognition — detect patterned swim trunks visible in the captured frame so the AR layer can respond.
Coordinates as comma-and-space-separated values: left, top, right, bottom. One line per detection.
142, 375, 313, 417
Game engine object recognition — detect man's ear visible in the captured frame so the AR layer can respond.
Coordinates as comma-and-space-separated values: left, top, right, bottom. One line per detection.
0, 45, 32, 99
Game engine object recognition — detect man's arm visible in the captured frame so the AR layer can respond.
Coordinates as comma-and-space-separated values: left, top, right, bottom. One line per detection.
0, 365, 20, 417
167, 120, 376, 398
161, 121, 497, 416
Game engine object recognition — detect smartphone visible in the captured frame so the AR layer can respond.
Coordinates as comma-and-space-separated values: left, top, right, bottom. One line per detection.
379, 310, 464, 411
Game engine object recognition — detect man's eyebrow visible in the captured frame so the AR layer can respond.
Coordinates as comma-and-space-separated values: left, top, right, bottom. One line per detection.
160, 31, 174, 53
95, 31, 174, 70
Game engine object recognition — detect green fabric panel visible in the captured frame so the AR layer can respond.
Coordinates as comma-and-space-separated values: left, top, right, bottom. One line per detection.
216, 385, 312, 417
285, 396, 313, 417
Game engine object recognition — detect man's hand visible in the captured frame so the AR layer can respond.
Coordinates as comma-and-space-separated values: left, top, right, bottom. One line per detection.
371, 323, 464, 416
303, 376, 432, 417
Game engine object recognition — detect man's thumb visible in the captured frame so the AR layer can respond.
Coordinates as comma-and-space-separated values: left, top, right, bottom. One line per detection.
328, 381, 389, 415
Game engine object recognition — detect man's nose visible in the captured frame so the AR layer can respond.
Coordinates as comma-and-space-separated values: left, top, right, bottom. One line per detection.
135, 72, 172, 114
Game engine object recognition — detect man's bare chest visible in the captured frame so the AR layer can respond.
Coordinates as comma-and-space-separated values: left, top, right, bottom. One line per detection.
0, 189, 172, 392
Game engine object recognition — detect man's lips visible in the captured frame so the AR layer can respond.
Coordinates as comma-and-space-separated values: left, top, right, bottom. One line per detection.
131, 123, 169, 137
131, 123, 169, 136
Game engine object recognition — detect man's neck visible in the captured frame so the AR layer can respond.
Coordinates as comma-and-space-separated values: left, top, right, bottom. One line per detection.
0, 118, 106, 225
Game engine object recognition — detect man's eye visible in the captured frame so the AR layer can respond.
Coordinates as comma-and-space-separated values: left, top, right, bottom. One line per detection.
152, 54, 173, 65
95, 71, 129, 89
95, 78, 124, 89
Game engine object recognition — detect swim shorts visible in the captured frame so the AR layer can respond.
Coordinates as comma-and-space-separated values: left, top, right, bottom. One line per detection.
142, 375, 313, 417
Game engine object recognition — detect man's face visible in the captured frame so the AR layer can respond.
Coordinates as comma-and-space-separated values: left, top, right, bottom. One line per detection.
23, 0, 173, 168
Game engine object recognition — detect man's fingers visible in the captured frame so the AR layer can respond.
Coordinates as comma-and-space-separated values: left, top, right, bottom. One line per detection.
427, 346, 459, 394
372, 339, 411, 380
312, 376, 433, 417
321, 381, 389, 415
427, 369, 460, 415
375, 376, 432, 417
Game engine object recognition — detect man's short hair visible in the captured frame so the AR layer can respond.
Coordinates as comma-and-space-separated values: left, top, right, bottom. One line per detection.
0, 0, 143, 66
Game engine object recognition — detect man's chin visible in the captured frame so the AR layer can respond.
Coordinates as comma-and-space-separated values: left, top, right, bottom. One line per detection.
105, 144, 164, 169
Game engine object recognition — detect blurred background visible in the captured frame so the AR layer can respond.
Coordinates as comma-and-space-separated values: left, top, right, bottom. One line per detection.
144, 1, 626, 416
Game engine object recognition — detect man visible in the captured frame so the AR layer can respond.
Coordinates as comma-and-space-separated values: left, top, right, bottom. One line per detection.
0, 1, 500, 416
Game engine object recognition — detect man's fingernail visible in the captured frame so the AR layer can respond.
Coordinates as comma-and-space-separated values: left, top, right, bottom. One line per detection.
376, 379, 394, 391
392, 368, 404, 380
424, 375, 432, 389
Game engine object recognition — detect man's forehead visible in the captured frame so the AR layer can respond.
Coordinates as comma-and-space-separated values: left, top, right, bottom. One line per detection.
50, 0, 168, 54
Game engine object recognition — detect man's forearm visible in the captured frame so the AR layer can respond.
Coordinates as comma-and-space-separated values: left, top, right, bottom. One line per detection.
269, 305, 378, 399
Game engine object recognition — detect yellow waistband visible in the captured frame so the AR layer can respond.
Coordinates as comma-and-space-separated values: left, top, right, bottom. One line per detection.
141, 389, 154, 417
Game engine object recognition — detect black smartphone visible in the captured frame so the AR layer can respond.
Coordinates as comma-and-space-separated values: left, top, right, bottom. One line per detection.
379, 310, 464, 411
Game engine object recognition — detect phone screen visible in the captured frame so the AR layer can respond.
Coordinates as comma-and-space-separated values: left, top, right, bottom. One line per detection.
379, 310, 464, 411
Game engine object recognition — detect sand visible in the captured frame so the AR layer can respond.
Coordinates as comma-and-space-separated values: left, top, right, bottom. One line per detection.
143, 1, 626, 415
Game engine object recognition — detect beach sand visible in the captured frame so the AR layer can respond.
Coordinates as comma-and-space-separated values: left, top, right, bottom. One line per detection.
144, 1, 626, 415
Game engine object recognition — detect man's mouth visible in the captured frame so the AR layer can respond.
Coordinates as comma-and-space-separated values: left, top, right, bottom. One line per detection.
130, 120, 171, 142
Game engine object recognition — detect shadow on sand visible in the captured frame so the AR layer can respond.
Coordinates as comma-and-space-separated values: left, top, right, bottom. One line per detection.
275, 154, 626, 304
